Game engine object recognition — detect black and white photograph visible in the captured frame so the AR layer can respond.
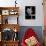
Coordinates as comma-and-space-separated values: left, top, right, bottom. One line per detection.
25, 6, 35, 19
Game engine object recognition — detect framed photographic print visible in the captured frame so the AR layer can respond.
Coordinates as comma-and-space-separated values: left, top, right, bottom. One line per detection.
9, 10, 18, 15
2, 15, 18, 24
25, 6, 35, 19
1, 28, 18, 41
1, 28, 13, 41
2, 10, 9, 15
8, 16, 18, 24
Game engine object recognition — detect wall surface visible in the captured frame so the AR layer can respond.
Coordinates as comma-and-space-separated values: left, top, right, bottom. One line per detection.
18, 0, 43, 26
0, 0, 43, 26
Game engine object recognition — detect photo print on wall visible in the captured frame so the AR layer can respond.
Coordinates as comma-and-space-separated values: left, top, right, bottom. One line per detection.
25, 6, 36, 19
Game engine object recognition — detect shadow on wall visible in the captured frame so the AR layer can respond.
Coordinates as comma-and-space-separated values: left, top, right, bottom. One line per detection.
18, 26, 44, 44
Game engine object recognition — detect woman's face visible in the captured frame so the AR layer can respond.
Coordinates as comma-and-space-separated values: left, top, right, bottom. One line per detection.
25, 36, 38, 46
27, 8, 32, 16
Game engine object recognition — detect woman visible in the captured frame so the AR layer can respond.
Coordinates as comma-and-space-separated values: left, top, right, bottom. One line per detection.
21, 28, 41, 46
